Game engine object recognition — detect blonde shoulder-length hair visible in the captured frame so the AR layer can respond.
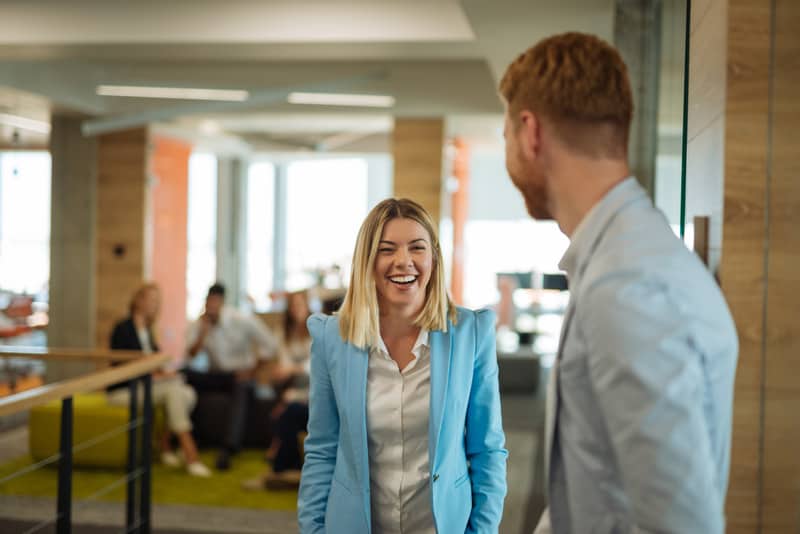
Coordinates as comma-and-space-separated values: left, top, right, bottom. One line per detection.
338, 198, 457, 349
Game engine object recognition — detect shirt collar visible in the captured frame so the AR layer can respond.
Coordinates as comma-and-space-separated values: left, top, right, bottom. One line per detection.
559, 177, 646, 284
373, 328, 429, 360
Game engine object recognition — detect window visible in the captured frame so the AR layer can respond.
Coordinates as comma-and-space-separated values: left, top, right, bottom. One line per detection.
0, 151, 51, 297
186, 153, 217, 318
462, 219, 569, 309
285, 158, 368, 290
245, 162, 275, 311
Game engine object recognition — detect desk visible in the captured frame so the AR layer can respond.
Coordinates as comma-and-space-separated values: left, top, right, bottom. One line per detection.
498, 347, 542, 394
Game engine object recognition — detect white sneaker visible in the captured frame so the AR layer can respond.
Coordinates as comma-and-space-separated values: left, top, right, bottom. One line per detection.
186, 461, 212, 478
161, 451, 182, 468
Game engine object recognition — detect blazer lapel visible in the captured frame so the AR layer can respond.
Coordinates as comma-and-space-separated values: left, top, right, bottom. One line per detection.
345, 345, 370, 488
428, 328, 452, 472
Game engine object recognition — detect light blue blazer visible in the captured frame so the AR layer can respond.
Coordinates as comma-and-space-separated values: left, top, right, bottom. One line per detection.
298, 307, 507, 533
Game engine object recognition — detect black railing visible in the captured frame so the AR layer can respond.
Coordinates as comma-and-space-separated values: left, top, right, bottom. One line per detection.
1, 373, 155, 534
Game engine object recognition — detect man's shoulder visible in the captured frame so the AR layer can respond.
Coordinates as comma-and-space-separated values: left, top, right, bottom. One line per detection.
580, 205, 733, 329
580, 205, 725, 308
587, 205, 697, 281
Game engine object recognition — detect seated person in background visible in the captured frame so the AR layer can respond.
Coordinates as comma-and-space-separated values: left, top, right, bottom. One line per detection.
243, 290, 311, 490
107, 283, 211, 477
186, 282, 278, 470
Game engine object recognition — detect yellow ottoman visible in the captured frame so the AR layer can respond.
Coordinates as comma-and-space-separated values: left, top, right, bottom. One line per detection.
29, 392, 164, 469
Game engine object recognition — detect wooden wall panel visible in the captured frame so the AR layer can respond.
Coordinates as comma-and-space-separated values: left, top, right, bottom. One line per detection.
95, 128, 148, 349
392, 118, 445, 223
762, 0, 800, 531
722, 0, 773, 525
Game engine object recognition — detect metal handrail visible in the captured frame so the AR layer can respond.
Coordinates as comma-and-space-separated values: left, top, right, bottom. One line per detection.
0, 349, 163, 533
0, 352, 169, 417
0, 347, 155, 362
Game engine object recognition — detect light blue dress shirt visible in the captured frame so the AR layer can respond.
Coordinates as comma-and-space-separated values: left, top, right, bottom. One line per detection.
543, 178, 739, 533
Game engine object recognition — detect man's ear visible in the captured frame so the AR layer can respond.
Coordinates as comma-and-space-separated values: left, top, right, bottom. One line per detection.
518, 110, 540, 161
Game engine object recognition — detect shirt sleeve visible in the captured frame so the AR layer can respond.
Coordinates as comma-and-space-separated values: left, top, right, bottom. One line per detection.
583, 274, 724, 534
185, 320, 200, 354
249, 315, 279, 360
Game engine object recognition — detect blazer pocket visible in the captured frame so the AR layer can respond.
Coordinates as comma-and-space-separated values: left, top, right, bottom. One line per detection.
454, 471, 470, 488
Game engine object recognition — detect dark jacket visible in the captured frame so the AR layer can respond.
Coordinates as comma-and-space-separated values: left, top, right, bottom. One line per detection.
107, 317, 159, 392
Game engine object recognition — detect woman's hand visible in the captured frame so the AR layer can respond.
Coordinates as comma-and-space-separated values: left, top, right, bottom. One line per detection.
154, 369, 178, 380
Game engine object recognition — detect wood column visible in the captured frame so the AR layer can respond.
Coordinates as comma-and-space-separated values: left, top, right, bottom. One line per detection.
95, 128, 149, 350
95, 129, 190, 358
392, 118, 445, 223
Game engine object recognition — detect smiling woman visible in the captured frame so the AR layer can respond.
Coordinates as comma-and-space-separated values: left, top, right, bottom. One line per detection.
298, 197, 507, 534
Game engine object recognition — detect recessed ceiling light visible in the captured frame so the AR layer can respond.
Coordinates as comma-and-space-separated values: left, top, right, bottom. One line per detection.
96, 85, 250, 102
287, 92, 395, 108
0, 113, 50, 134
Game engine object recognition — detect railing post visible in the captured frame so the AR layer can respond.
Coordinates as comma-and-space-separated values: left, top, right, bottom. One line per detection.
139, 374, 153, 534
126, 379, 139, 533
56, 396, 73, 534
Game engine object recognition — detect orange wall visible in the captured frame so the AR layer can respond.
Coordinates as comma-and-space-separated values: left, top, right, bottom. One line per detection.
449, 138, 470, 305
149, 136, 190, 361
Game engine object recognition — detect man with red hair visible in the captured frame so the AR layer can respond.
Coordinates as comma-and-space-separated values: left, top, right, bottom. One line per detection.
500, 32, 738, 533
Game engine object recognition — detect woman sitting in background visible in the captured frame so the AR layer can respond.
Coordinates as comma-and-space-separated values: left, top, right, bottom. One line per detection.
243, 290, 312, 490
107, 283, 211, 477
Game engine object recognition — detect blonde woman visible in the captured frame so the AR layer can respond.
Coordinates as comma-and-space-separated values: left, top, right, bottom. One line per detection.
107, 283, 211, 477
298, 199, 507, 533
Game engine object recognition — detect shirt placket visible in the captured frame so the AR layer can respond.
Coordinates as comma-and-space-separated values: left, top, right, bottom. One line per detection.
397, 365, 405, 532
399, 353, 422, 533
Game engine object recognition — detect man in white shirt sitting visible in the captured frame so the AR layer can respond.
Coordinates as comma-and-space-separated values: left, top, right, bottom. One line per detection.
186, 283, 278, 470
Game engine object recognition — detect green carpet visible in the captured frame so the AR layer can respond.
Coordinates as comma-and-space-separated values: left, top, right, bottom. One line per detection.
0, 450, 297, 511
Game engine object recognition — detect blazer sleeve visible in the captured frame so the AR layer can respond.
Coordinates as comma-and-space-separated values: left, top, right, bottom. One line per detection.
297, 314, 339, 533
465, 309, 508, 533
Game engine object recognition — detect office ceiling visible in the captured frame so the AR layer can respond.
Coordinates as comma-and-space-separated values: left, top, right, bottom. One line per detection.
0, 0, 619, 152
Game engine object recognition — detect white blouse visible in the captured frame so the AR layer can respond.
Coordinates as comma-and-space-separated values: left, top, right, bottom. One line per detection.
366, 329, 435, 534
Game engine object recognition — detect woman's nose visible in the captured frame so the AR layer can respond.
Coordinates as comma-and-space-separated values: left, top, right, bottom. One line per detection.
393, 248, 412, 267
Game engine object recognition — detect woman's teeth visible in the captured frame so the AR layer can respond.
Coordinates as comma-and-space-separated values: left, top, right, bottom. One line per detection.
389, 275, 417, 284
